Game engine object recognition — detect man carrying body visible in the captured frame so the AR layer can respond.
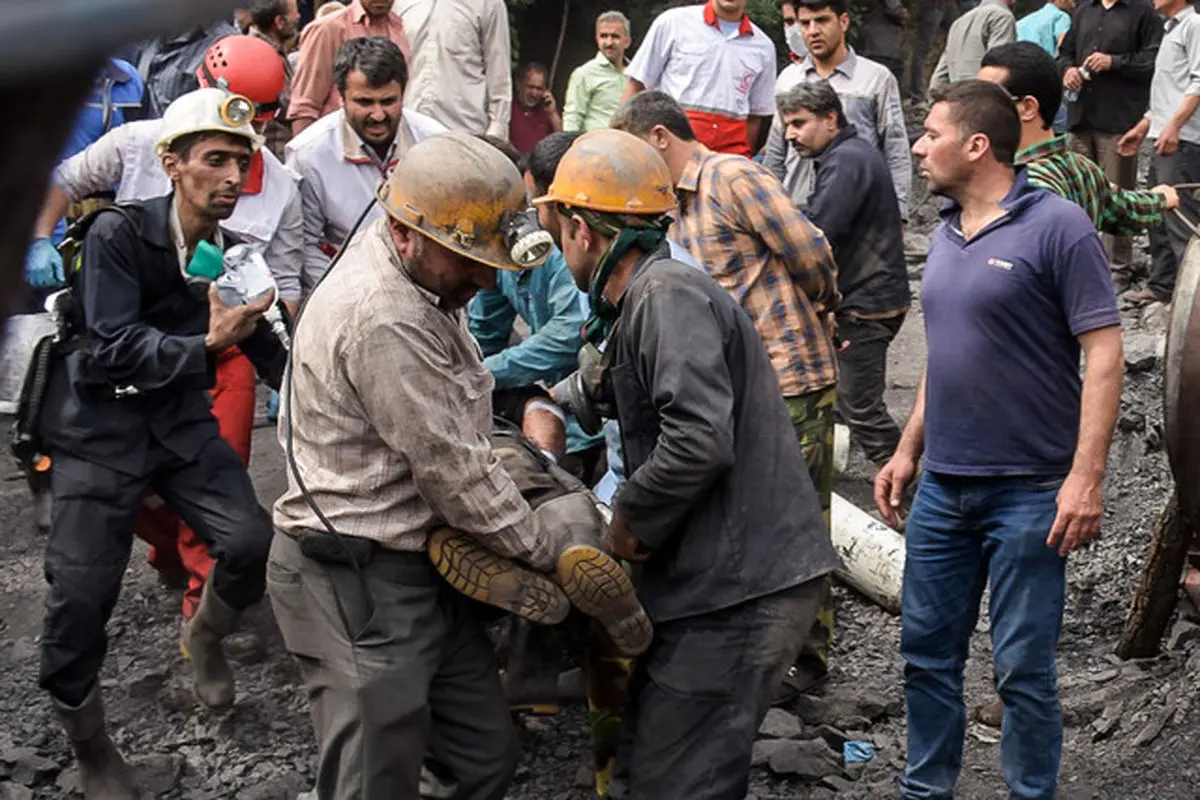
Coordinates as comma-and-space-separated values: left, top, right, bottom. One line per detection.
877, 79, 1123, 799
929, 0, 1016, 87
1058, 0, 1161, 292
393, 0, 513, 137
269, 132, 650, 798
621, 0, 777, 157
536, 128, 839, 799
1115, 0, 1200, 304
286, 36, 445, 291
288, 0, 409, 134
509, 63, 563, 156
766, 0, 911, 218
613, 90, 840, 693
38, 88, 286, 797
563, 11, 633, 132
778, 80, 910, 469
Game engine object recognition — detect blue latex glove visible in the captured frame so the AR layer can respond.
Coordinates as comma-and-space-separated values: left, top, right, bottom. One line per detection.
24, 238, 65, 289
266, 389, 280, 424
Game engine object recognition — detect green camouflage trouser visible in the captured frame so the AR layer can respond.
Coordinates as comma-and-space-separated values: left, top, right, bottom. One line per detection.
785, 386, 837, 668
588, 623, 630, 796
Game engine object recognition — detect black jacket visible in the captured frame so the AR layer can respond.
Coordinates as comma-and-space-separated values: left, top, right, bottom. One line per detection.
39, 194, 286, 476
609, 245, 840, 623
809, 126, 911, 320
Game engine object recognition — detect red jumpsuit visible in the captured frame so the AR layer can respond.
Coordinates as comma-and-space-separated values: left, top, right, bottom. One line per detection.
136, 348, 257, 618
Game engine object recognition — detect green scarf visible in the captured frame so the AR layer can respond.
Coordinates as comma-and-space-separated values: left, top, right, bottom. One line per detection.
578, 209, 671, 346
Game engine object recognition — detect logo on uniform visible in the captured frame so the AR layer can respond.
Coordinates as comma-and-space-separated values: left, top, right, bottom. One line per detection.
986, 257, 1013, 271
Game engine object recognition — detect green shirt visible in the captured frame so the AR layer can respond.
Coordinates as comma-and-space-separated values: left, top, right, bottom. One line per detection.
563, 51, 626, 132
1017, 135, 1166, 236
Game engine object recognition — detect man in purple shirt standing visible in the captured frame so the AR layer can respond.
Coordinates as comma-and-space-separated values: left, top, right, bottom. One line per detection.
876, 80, 1123, 799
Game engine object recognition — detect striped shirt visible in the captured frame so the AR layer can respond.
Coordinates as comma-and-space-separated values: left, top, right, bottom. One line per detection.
672, 146, 840, 397
1017, 135, 1166, 235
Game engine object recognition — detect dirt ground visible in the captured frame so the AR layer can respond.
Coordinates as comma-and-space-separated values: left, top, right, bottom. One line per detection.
3, 160, 1200, 799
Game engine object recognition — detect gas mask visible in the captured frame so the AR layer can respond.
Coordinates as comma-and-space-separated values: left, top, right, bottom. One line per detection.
550, 342, 615, 436
183, 239, 226, 300
502, 208, 554, 269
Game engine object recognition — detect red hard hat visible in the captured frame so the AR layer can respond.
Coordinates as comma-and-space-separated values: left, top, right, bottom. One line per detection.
196, 35, 286, 121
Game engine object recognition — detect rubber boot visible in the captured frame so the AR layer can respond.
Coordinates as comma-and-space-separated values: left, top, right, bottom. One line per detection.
180, 584, 239, 709
53, 686, 136, 799
428, 527, 571, 625
538, 493, 653, 658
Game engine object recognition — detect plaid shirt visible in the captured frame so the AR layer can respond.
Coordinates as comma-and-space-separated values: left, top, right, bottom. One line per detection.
1017, 136, 1166, 236
672, 146, 839, 397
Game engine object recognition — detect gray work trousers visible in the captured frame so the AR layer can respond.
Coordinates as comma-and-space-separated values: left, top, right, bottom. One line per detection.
836, 314, 905, 465
1148, 140, 1200, 300
611, 577, 831, 800
1069, 130, 1137, 278
267, 532, 519, 800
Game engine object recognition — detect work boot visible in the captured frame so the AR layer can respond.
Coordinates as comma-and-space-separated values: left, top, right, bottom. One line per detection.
180, 584, 239, 709
428, 527, 571, 625
53, 685, 136, 799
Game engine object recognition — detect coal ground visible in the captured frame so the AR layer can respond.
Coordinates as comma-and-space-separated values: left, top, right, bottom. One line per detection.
3, 165, 1200, 798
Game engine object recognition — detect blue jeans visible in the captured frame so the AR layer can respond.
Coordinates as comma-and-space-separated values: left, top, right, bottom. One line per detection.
900, 472, 1067, 800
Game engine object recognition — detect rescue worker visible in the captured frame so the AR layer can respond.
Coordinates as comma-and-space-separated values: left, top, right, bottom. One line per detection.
31, 35, 301, 622
612, 90, 841, 698
38, 87, 286, 797
535, 129, 840, 799
285, 35, 445, 292
269, 132, 650, 799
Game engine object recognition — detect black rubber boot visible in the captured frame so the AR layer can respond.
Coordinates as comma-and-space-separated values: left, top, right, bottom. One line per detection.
180, 584, 239, 709
53, 686, 136, 799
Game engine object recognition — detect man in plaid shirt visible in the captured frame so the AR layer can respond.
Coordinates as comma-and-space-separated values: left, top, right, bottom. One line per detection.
613, 89, 841, 694
980, 43, 1178, 238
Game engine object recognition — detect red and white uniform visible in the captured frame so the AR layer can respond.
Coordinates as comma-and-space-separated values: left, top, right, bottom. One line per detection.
626, 1, 777, 156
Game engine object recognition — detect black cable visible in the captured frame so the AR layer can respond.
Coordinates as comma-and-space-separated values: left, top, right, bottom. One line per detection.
283, 195, 379, 635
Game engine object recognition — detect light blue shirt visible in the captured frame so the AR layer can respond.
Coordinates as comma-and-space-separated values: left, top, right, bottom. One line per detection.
1017, 3, 1071, 57
469, 246, 603, 455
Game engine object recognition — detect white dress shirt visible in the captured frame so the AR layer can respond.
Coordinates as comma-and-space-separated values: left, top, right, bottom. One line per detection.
393, 0, 512, 137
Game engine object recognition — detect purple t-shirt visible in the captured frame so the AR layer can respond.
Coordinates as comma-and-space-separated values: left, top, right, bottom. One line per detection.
921, 173, 1120, 476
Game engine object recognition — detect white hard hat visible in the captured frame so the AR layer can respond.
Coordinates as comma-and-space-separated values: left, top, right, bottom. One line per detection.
155, 87, 265, 157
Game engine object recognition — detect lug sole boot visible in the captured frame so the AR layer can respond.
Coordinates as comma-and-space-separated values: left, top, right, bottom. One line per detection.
180, 584, 239, 709
53, 686, 136, 799
428, 527, 571, 625
557, 544, 652, 658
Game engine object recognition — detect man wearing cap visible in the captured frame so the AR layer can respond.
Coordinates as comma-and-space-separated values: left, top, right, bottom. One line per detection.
285, 36, 445, 291
36, 88, 287, 798
268, 131, 651, 798
31, 35, 303, 628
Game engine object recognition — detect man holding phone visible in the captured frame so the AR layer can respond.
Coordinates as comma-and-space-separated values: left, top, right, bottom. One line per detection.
510, 62, 563, 155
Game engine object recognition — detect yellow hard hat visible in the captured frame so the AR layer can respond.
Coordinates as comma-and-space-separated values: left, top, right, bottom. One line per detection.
377, 132, 532, 271
533, 129, 677, 215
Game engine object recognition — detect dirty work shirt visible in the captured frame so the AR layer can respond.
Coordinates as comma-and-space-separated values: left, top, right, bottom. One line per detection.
273, 218, 552, 569
920, 170, 1120, 476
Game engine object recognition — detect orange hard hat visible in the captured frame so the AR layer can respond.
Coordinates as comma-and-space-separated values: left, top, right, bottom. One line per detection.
196, 35, 286, 121
533, 129, 677, 216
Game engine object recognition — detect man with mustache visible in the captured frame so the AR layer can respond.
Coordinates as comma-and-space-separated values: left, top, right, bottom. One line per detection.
36, 87, 287, 797
285, 35, 445, 292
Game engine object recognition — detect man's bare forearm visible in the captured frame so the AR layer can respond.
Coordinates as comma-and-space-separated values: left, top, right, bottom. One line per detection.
619, 77, 645, 106
897, 368, 927, 460
35, 184, 72, 239
1072, 326, 1123, 480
